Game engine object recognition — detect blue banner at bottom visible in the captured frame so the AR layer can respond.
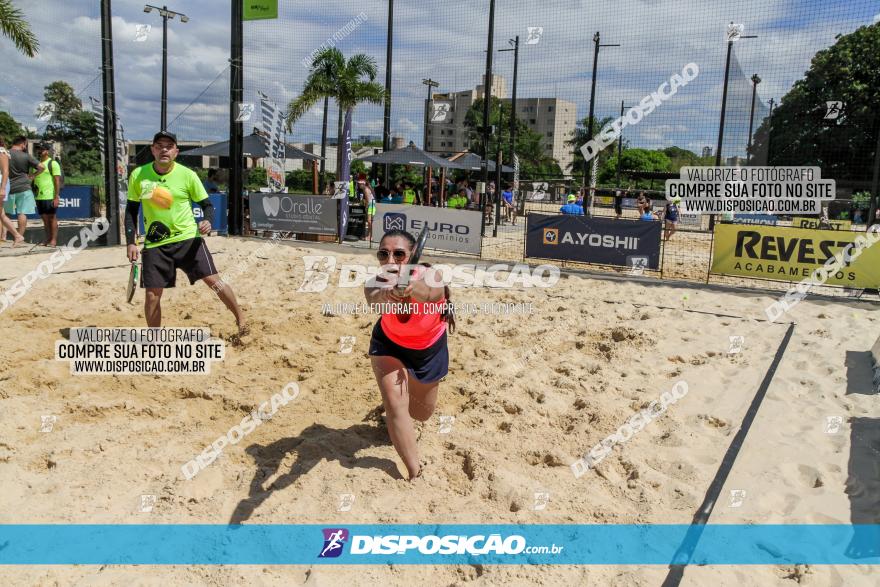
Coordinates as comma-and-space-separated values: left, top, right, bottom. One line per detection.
0, 525, 878, 565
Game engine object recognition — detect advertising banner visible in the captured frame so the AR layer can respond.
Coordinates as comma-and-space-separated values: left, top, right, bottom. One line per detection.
372, 204, 482, 255
711, 224, 880, 287
249, 193, 337, 235
525, 214, 662, 269
791, 217, 852, 231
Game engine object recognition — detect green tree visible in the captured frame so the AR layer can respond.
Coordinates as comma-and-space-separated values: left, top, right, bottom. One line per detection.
0, 0, 38, 57
463, 97, 562, 178
565, 115, 621, 180
598, 148, 671, 187
43, 81, 83, 133
285, 48, 386, 178
0, 110, 23, 143
749, 22, 880, 180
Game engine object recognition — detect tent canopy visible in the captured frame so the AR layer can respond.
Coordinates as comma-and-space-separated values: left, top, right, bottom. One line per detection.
447, 152, 514, 173
181, 132, 322, 160
356, 142, 465, 169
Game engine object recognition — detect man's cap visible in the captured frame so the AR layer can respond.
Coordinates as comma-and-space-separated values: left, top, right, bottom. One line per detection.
567, 194, 577, 202
152, 131, 178, 145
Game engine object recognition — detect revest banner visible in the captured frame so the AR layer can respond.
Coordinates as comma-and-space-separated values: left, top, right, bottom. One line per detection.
249, 193, 338, 235
791, 217, 852, 231
711, 224, 880, 287
372, 204, 483, 255
525, 214, 662, 269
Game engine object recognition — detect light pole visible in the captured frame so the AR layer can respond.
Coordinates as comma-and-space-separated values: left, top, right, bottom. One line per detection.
100, 0, 120, 245
499, 36, 519, 173
480, 0, 496, 237
746, 74, 761, 164
584, 31, 620, 189
616, 100, 632, 188
710, 22, 757, 229
144, 4, 189, 131
422, 78, 439, 150
382, 0, 394, 187
766, 98, 775, 165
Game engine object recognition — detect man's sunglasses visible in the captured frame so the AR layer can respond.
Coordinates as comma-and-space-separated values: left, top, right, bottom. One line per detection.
377, 248, 408, 261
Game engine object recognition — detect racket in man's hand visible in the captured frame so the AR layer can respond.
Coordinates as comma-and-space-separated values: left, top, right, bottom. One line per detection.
126, 262, 140, 303
396, 227, 429, 292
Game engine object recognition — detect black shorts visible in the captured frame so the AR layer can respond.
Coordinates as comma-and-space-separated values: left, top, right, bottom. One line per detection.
36, 200, 57, 215
141, 238, 217, 289
369, 321, 448, 384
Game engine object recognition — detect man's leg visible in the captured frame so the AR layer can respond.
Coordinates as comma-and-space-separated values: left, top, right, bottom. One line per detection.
17, 213, 26, 239
145, 288, 163, 327
49, 214, 58, 246
202, 274, 247, 333
40, 214, 51, 245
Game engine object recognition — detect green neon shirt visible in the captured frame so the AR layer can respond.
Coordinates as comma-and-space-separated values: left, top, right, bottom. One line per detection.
128, 162, 208, 249
34, 159, 61, 200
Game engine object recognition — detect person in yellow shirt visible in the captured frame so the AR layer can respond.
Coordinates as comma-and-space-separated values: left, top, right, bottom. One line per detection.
34, 144, 62, 246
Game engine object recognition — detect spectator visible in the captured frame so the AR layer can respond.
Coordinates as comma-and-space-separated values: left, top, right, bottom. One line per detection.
5, 136, 44, 242
662, 197, 680, 238
501, 183, 516, 225
357, 173, 375, 238
0, 138, 24, 246
34, 143, 62, 247
560, 194, 584, 216
202, 169, 220, 193
402, 182, 418, 205
854, 208, 863, 225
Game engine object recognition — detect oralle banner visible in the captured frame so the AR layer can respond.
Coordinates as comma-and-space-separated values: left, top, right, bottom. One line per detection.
525, 214, 662, 269
711, 224, 880, 287
372, 204, 483, 255
249, 193, 338, 235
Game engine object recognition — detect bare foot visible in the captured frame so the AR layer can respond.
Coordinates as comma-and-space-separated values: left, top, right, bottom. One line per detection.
12, 236, 25, 248
237, 321, 250, 337
408, 463, 424, 482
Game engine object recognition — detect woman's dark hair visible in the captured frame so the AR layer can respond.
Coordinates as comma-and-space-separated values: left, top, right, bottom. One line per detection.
378, 230, 456, 334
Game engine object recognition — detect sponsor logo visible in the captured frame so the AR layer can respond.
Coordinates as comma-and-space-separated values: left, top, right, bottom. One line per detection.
543, 228, 558, 245
384, 213, 406, 232
319, 528, 349, 558
262, 196, 280, 217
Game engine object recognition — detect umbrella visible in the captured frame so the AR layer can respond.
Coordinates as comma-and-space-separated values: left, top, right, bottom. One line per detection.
447, 152, 514, 173
180, 132, 322, 160
356, 142, 464, 168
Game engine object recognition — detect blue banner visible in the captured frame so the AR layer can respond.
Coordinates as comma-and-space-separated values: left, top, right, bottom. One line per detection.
26, 185, 93, 219
0, 525, 877, 565
733, 214, 778, 226
338, 108, 352, 240
525, 213, 662, 269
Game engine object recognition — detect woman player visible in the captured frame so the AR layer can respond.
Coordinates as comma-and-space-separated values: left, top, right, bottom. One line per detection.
364, 229, 455, 480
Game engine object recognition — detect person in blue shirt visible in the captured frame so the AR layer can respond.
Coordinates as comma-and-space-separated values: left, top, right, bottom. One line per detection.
663, 197, 680, 239
501, 183, 516, 225
560, 194, 584, 215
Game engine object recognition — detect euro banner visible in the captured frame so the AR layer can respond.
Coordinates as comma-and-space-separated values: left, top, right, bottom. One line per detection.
711, 224, 880, 288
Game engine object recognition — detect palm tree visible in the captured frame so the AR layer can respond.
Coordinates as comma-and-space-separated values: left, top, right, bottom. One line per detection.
286, 48, 343, 189
565, 115, 618, 178
286, 48, 386, 178
0, 0, 38, 57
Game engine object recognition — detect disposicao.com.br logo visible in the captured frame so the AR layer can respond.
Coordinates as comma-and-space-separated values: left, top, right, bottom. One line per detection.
318, 528, 563, 558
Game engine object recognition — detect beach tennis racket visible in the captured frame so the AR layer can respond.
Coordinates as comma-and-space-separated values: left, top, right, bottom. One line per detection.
396, 227, 429, 292
126, 261, 140, 303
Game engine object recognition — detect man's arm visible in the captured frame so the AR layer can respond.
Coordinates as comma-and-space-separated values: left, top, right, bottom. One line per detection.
124, 200, 140, 245
52, 162, 61, 201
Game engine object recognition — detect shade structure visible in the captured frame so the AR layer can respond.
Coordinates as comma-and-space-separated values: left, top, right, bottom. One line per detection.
447, 152, 514, 173
356, 142, 464, 169
180, 132, 322, 160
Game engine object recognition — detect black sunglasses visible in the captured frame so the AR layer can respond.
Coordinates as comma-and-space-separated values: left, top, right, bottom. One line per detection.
377, 248, 408, 261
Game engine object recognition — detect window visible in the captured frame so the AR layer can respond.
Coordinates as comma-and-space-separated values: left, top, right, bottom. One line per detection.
548, 106, 553, 112
546, 132, 553, 137
530, 119, 536, 124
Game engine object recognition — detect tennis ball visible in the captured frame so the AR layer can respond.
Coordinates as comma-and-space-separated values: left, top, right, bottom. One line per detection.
150, 186, 173, 209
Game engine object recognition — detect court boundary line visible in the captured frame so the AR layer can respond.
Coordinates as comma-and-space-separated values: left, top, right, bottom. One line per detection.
661, 322, 796, 586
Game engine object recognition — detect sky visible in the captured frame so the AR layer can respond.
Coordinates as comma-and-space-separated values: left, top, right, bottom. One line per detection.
0, 0, 878, 163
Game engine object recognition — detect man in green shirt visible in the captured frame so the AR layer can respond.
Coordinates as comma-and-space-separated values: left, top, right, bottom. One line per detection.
34, 143, 62, 246
125, 131, 246, 336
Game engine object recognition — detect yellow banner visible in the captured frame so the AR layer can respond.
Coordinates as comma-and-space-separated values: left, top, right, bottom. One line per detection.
594, 196, 614, 205
791, 217, 852, 231
711, 224, 880, 288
